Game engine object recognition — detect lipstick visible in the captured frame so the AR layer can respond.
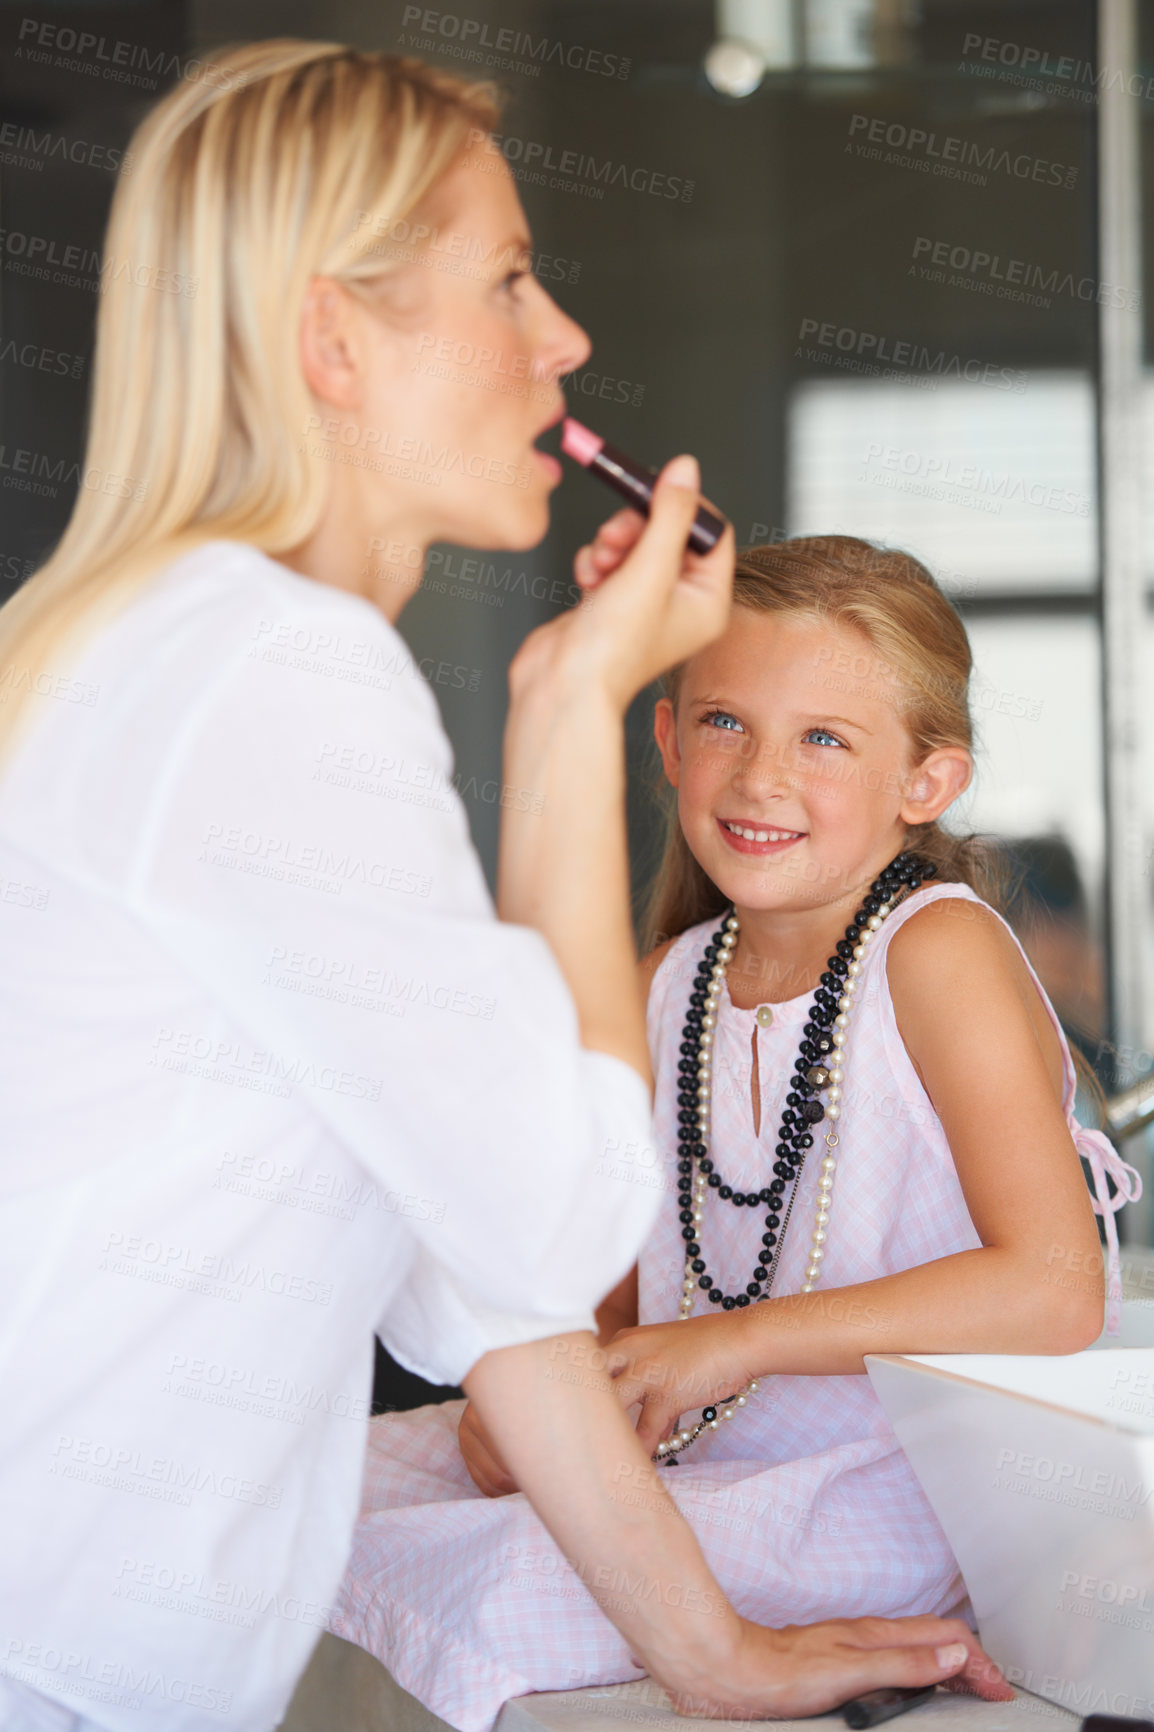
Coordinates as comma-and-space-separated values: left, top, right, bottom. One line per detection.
560, 417, 727, 555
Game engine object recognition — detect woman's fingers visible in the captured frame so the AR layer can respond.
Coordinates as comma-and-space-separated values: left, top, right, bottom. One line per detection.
829, 1616, 1013, 1703
572, 544, 597, 590
593, 507, 646, 554
534, 450, 735, 711
940, 1647, 1015, 1700
831, 1636, 1011, 1705
789, 1635, 970, 1705
634, 464, 735, 674
635, 455, 707, 589
577, 493, 728, 593
665, 1616, 1012, 1720
665, 1644, 952, 1720
573, 509, 647, 590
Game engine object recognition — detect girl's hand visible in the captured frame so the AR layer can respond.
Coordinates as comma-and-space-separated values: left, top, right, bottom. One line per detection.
604, 1314, 757, 1457
508, 456, 734, 715
457, 1400, 519, 1498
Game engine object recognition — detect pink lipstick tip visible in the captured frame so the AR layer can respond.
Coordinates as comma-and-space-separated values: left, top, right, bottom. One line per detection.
560, 417, 604, 467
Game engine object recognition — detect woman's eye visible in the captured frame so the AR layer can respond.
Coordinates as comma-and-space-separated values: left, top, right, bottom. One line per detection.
501, 270, 529, 293
803, 727, 845, 748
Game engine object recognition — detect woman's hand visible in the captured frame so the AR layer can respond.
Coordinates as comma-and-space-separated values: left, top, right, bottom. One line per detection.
661, 1615, 1013, 1718
572, 504, 651, 595
508, 456, 734, 715
604, 1314, 758, 1457
457, 1400, 519, 1498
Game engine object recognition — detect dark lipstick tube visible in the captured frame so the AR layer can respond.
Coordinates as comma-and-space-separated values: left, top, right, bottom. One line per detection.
560, 417, 727, 555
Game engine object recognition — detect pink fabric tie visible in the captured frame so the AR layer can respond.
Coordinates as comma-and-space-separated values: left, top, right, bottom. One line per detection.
1076, 1127, 1144, 1336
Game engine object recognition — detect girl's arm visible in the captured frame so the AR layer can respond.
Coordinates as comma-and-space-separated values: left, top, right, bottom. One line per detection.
605, 901, 1107, 1453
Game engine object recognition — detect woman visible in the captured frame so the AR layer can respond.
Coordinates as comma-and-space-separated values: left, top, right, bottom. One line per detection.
0, 41, 1006, 1731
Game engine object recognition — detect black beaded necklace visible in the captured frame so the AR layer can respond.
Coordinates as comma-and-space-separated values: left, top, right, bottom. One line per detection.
658, 850, 934, 1464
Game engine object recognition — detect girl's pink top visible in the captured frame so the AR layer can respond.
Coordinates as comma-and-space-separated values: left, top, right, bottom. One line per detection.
331, 881, 1139, 1732
642, 880, 1138, 1378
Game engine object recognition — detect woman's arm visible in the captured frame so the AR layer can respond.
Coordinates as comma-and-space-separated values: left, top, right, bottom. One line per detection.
457, 1257, 642, 1498
588, 947, 676, 1343
588, 944, 680, 1342
497, 470, 732, 1081
605, 901, 1106, 1452
465, 1332, 1011, 1713
456, 950, 661, 1496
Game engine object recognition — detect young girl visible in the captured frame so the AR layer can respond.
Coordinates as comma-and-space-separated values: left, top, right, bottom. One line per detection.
331, 534, 1136, 1731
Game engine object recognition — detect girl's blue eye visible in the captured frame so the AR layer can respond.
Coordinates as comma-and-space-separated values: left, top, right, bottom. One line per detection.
702, 710, 743, 732
804, 727, 845, 748
501, 270, 528, 293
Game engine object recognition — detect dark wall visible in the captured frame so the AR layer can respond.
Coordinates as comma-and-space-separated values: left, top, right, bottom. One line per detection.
1, 0, 1116, 1408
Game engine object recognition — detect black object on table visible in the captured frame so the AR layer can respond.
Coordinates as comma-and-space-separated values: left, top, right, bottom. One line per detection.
842, 1685, 937, 1729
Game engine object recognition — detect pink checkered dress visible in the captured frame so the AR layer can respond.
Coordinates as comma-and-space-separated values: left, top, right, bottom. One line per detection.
331, 883, 1132, 1732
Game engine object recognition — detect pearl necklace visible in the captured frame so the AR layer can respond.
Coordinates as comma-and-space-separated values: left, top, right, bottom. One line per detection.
655, 852, 933, 1464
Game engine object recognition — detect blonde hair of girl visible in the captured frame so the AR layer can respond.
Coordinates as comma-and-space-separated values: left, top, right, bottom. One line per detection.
642, 533, 1001, 954
0, 41, 499, 757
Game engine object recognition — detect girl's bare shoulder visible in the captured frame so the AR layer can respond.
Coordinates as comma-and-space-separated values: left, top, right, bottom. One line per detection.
885, 892, 1009, 974
885, 894, 1065, 1094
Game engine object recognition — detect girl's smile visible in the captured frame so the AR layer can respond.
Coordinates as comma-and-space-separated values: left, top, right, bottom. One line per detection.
717, 818, 807, 856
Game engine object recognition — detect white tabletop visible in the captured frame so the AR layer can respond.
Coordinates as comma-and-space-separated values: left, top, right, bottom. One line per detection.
497, 1681, 1079, 1732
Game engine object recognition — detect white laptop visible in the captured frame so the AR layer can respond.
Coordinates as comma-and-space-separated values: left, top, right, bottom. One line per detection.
867, 1305, 1154, 1717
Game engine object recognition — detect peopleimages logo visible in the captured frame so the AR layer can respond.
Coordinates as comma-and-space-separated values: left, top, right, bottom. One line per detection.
911, 237, 1140, 311
960, 31, 1154, 105
14, 17, 251, 92
846, 113, 1077, 190
398, 6, 631, 79
994, 1446, 1153, 1520
798, 318, 1027, 391
0, 121, 123, 173
860, 443, 1091, 518
465, 128, 695, 203
4, 1638, 232, 1716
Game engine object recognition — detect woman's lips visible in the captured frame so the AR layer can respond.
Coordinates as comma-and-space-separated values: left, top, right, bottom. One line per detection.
716, 817, 805, 856
532, 403, 566, 483
532, 449, 562, 481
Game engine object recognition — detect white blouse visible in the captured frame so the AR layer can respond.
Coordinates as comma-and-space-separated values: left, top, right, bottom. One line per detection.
0, 540, 657, 1731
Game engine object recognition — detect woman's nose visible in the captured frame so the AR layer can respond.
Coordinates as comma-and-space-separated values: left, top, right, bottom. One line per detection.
528, 283, 592, 386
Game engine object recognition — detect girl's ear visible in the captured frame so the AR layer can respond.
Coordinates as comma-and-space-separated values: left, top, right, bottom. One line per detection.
653, 697, 681, 788
899, 746, 972, 825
